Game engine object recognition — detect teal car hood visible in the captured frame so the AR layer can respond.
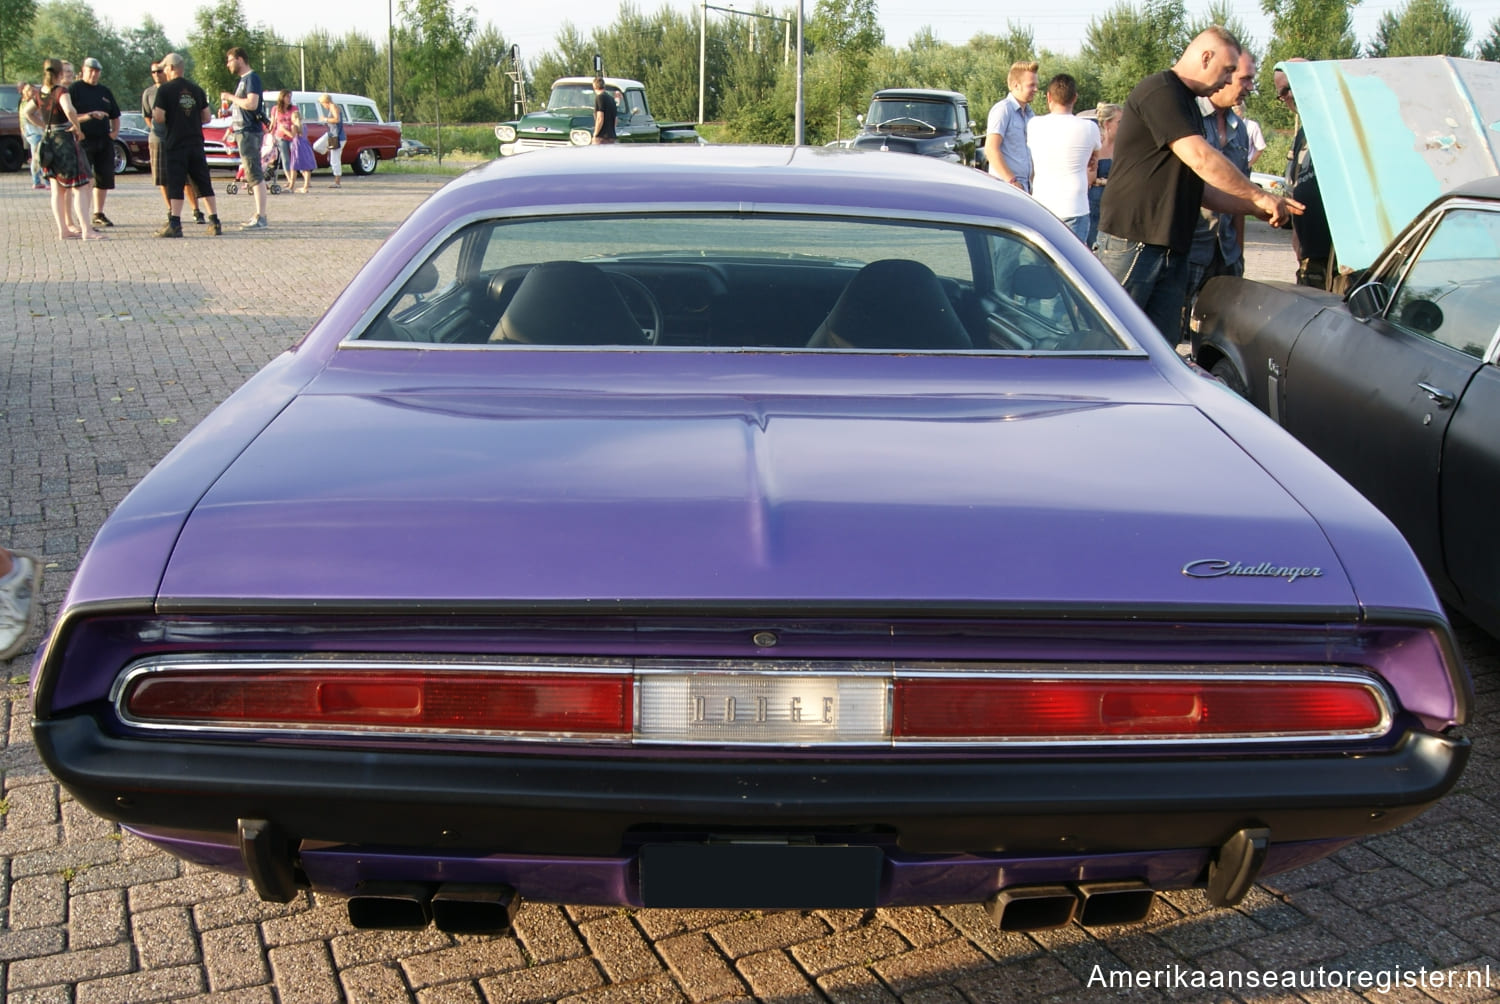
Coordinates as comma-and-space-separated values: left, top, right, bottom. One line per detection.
1284, 56, 1500, 270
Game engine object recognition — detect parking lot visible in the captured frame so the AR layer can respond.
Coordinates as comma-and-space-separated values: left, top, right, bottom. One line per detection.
2, 167, 1498, 1003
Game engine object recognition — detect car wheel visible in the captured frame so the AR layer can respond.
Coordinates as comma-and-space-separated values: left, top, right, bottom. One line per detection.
0, 137, 22, 173
353, 148, 378, 175
1209, 357, 1250, 399
112, 141, 129, 176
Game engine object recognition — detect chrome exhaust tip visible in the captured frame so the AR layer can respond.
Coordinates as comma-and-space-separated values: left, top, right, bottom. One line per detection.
430, 884, 521, 935
346, 883, 433, 930
986, 884, 1079, 931
1076, 881, 1156, 927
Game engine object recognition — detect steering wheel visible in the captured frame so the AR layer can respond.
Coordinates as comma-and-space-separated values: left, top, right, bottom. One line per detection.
607, 272, 663, 345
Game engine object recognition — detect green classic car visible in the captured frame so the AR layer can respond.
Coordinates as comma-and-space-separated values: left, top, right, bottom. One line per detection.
494, 76, 701, 155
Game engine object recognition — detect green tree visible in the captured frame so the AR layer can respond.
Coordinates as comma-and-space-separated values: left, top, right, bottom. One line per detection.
807, 0, 882, 139
0, 0, 38, 81
531, 23, 592, 101
187, 0, 269, 97
1259, 0, 1359, 127
119, 15, 178, 99
397, 0, 476, 160
10, 0, 126, 83
1368, 0, 1469, 56
1480, 16, 1500, 59
1083, 0, 1189, 105
1190, 1, 1258, 59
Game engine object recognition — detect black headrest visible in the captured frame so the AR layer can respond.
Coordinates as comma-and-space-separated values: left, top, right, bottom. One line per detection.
809, 259, 971, 350
496, 261, 648, 346
1011, 264, 1061, 301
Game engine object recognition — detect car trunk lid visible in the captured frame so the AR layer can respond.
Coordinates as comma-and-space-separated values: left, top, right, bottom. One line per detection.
157, 376, 1358, 614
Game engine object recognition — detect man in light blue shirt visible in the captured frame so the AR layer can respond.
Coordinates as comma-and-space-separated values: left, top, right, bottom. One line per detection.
985, 61, 1038, 192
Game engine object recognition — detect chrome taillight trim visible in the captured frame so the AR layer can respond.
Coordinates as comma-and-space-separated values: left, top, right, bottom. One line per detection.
112, 655, 636, 743
111, 654, 1396, 747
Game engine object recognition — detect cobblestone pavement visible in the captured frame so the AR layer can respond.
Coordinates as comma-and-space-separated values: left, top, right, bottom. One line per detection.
2, 169, 1497, 1003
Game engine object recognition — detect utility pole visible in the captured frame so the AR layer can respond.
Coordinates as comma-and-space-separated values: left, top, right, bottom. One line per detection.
794, 0, 804, 145
698, 3, 798, 130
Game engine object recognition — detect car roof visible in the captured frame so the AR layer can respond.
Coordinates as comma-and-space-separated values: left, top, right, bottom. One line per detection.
552, 76, 647, 90
872, 89, 967, 102
425, 145, 1053, 235
267, 90, 379, 108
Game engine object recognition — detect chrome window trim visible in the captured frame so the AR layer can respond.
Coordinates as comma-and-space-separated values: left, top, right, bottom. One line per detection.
113, 654, 1395, 748
336, 204, 1148, 356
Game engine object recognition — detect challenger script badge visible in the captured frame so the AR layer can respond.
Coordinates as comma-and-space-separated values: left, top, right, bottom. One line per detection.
1182, 559, 1324, 583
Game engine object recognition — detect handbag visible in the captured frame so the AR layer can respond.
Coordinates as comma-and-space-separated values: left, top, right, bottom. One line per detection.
313, 131, 329, 155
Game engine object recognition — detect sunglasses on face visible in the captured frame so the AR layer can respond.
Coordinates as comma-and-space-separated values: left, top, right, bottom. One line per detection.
1277, 85, 1292, 98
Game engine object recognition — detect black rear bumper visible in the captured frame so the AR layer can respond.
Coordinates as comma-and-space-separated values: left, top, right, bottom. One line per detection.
35, 713, 1469, 856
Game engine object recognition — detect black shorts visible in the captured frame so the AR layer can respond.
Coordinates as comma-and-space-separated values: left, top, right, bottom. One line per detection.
80, 134, 114, 190
165, 149, 215, 202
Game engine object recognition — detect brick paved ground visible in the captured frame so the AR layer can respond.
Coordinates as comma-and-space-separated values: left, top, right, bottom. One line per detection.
2, 168, 1496, 1003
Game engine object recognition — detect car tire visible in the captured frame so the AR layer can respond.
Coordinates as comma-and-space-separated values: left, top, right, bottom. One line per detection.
112, 140, 129, 176
353, 148, 378, 175
1209, 357, 1250, 399
0, 136, 22, 173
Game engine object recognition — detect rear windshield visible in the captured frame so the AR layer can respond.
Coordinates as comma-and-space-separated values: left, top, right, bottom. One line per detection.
355, 213, 1125, 353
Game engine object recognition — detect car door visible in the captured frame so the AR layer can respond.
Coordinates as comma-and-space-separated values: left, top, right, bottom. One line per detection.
618, 88, 656, 143
1440, 348, 1500, 627
1281, 203, 1493, 578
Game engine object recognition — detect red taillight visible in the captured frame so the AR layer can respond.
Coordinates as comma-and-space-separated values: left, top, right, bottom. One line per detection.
892, 677, 1385, 740
125, 670, 632, 735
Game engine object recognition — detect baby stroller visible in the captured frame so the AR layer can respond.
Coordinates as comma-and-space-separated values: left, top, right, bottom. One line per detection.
224, 128, 283, 195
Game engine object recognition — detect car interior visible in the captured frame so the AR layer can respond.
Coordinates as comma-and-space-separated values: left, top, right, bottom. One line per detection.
356, 215, 1126, 353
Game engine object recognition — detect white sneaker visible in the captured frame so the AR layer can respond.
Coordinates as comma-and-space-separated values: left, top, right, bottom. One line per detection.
0, 551, 40, 661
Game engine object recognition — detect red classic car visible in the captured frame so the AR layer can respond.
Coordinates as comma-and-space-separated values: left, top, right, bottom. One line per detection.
203, 90, 400, 175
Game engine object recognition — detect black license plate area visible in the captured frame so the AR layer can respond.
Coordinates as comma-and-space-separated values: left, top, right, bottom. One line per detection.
640, 843, 883, 909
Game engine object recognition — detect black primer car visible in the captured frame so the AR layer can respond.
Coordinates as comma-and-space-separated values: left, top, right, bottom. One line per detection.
851, 88, 980, 168
1192, 177, 1500, 637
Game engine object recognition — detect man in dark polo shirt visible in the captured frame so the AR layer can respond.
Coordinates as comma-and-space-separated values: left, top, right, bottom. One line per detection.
69, 57, 120, 228
143, 61, 205, 228
152, 53, 221, 238
1097, 27, 1301, 342
592, 77, 617, 144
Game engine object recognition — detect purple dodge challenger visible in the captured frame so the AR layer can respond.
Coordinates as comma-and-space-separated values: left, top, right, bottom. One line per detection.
32, 146, 1470, 935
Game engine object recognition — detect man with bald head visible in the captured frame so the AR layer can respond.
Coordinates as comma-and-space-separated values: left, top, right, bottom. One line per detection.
1097, 28, 1301, 342
1179, 50, 1259, 341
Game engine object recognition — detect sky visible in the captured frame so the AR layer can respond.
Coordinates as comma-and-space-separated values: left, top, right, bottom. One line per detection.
86, 0, 1500, 67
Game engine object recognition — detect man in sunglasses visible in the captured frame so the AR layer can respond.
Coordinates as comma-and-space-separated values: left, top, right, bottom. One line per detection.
1276, 60, 1333, 289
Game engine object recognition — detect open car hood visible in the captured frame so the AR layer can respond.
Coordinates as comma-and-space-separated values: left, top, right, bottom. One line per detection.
1283, 56, 1500, 270
156, 384, 1360, 614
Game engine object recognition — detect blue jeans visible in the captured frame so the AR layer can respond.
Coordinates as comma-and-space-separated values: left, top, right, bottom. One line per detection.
1095, 233, 1190, 344
1061, 215, 1090, 244
24, 130, 44, 185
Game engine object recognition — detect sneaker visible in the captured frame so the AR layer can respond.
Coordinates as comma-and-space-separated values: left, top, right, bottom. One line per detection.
92, 213, 113, 227
33, 183, 47, 190
209, 216, 222, 236
240, 216, 267, 230
193, 210, 206, 225
155, 220, 183, 238
0, 551, 39, 662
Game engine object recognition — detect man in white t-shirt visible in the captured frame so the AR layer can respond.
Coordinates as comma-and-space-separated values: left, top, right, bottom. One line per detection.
1237, 101, 1266, 166
1025, 73, 1100, 243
